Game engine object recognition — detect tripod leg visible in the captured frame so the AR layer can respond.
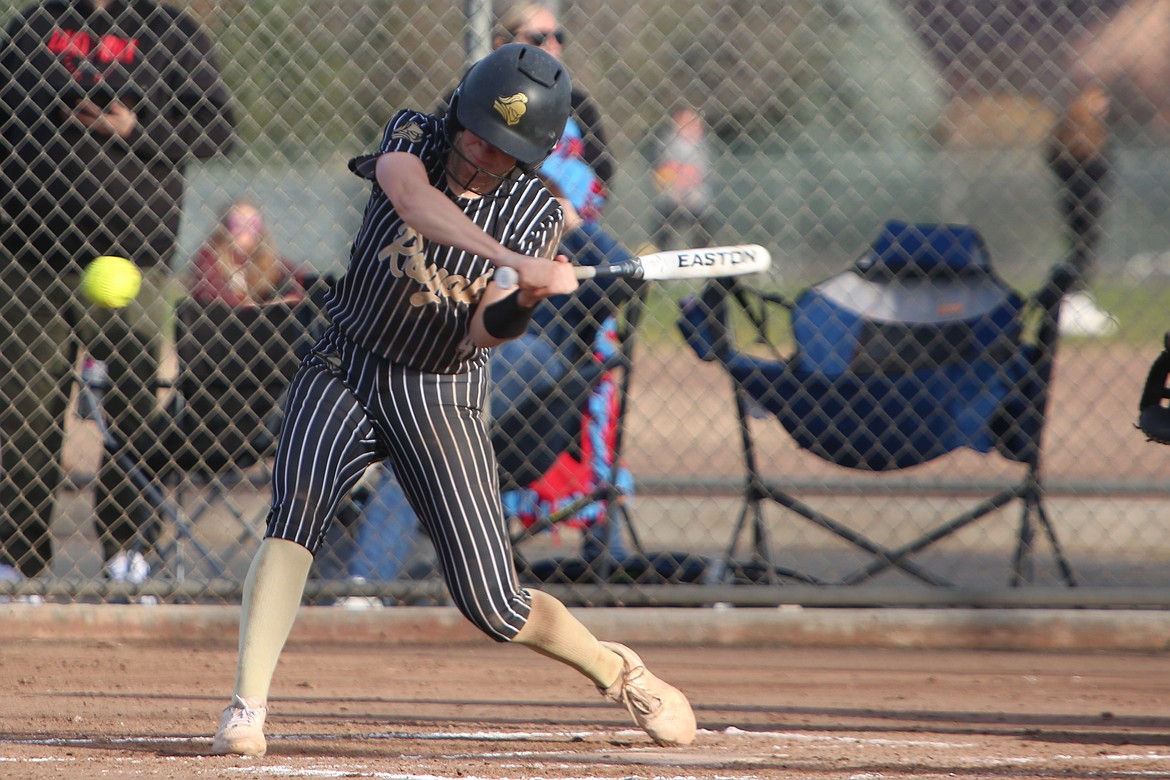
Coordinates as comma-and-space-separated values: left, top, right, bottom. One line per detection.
724, 494, 753, 563
1034, 498, 1077, 587
1011, 495, 1037, 587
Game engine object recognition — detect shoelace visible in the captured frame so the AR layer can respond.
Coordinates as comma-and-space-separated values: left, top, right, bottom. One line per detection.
225, 705, 261, 729
618, 667, 662, 716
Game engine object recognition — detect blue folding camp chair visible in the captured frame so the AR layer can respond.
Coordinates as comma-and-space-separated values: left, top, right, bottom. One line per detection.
678, 220, 1077, 587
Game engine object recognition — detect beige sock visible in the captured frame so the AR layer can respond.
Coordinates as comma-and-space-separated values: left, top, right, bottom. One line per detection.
512, 590, 624, 689
233, 538, 314, 702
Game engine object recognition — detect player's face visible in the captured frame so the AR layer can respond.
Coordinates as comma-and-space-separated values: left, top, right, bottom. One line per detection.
446, 130, 519, 196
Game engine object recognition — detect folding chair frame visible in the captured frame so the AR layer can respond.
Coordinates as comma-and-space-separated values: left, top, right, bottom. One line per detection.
715, 265, 1079, 588
74, 375, 245, 585
507, 285, 655, 583
74, 281, 332, 590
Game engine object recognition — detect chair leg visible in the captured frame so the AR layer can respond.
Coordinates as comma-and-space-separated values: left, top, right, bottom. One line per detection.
767, 484, 954, 587
616, 502, 647, 556
728, 385, 946, 586
726, 488, 829, 585
748, 498, 779, 584
508, 483, 647, 584
153, 489, 230, 583
1012, 490, 1077, 587
112, 450, 227, 582
1034, 499, 1077, 586
155, 477, 250, 582
1010, 497, 1036, 587
723, 493, 755, 564
724, 491, 779, 582
91, 398, 227, 584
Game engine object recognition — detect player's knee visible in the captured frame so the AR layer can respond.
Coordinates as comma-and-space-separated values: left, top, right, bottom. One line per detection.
455, 600, 527, 643
471, 610, 522, 642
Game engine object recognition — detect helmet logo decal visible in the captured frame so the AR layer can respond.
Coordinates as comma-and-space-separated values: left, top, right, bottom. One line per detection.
493, 93, 529, 126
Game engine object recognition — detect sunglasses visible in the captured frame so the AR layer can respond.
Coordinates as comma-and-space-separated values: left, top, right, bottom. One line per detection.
521, 27, 566, 46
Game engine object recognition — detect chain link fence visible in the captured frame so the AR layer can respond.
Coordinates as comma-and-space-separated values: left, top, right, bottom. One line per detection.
3, 0, 1170, 606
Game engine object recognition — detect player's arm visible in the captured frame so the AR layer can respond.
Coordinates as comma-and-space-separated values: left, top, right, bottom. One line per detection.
467, 253, 573, 349
375, 152, 575, 294
468, 211, 575, 348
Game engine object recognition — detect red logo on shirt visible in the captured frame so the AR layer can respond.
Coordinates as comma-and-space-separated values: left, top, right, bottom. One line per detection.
47, 29, 138, 67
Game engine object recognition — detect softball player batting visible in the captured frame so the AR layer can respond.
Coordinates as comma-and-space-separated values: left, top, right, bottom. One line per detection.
211, 44, 695, 756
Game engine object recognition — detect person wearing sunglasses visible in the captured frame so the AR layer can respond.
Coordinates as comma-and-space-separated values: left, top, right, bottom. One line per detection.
491, 3, 613, 222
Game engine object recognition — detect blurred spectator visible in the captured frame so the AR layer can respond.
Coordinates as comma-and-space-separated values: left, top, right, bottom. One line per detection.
492, 2, 612, 221
896, 0, 1170, 336
650, 103, 717, 251
1046, 84, 1118, 336
187, 199, 305, 307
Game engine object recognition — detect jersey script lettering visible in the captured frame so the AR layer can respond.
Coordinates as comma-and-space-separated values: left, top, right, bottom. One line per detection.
377, 225, 490, 306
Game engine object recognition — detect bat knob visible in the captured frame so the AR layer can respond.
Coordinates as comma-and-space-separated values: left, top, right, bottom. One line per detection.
494, 266, 518, 290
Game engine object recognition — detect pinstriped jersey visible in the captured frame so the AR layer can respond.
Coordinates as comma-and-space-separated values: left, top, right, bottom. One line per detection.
327, 109, 563, 374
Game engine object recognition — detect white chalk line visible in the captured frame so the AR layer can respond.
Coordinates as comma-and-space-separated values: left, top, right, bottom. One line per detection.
724, 728, 976, 749
226, 770, 753, 780
8, 725, 1170, 779
5, 725, 1169, 754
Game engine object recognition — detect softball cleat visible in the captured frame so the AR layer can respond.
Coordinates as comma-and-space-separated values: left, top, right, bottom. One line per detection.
211, 695, 268, 757
598, 641, 696, 746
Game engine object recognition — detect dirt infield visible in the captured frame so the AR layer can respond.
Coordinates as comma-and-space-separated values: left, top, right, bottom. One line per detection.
5, 622, 1170, 779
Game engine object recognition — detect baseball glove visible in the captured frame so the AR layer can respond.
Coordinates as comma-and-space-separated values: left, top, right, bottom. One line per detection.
1138, 332, 1170, 445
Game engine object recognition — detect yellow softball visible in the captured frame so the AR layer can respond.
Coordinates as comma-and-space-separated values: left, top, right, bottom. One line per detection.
81, 255, 142, 309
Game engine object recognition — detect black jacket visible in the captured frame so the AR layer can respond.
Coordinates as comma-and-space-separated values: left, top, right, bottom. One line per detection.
568, 86, 612, 189
1, 0, 235, 270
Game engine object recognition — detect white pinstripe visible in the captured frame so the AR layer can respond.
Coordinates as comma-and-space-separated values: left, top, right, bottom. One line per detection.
266, 331, 531, 639
263, 109, 563, 639
330, 110, 560, 374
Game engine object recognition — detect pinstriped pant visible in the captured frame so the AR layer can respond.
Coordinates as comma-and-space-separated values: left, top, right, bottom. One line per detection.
266, 328, 532, 640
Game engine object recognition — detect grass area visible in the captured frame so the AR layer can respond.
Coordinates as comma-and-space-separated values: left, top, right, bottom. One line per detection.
627, 276, 1170, 354
626, 280, 796, 352
1090, 280, 1170, 345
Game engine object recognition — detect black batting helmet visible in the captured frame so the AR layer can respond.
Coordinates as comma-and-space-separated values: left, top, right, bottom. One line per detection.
447, 43, 571, 170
